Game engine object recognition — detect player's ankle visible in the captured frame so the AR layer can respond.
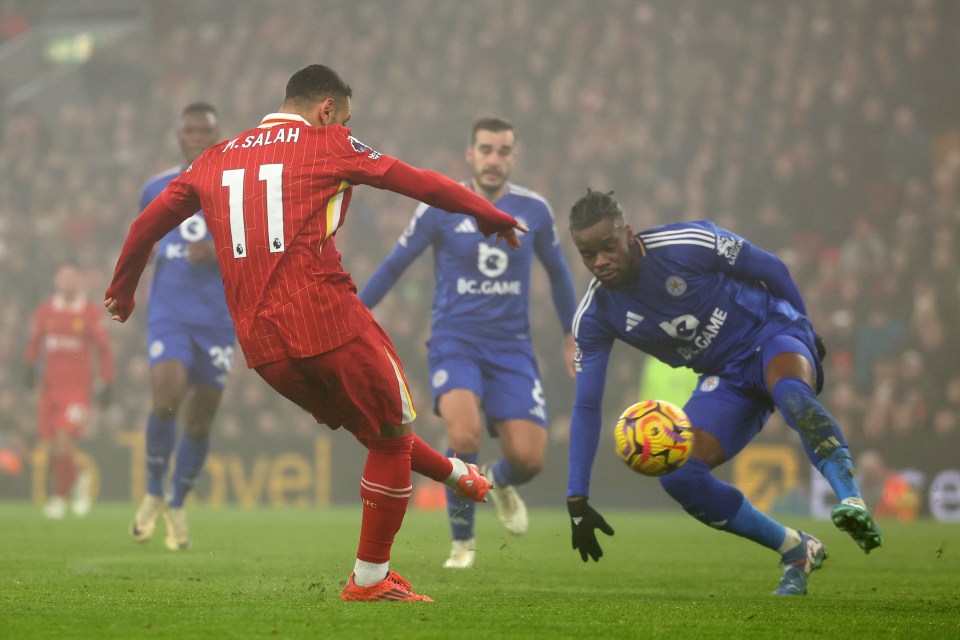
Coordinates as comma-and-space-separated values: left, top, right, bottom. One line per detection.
443, 457, 469, 490
353, 559, 389, 586
778, 527, 802, 554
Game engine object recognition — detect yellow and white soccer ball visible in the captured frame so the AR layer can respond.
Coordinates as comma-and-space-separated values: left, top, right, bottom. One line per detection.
613, 399, 694, 476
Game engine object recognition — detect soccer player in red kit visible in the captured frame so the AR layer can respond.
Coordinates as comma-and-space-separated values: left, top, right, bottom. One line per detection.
25, 265, 114, 519
105, 64, 526, 602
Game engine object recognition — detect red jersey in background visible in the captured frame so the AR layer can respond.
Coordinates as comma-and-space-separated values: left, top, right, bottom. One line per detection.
25, 294, 114, 437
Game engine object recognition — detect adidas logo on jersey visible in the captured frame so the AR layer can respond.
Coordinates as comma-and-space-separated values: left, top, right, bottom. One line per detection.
625, 311, 644, 332
455, 219, 477, 234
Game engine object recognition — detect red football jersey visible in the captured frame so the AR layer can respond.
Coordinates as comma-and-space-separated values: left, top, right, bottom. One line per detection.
25, 295, 115, 394
159, 114, 397, 367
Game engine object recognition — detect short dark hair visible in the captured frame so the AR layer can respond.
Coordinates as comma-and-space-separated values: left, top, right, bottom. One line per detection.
182, 102, 217, 118
569, 189, 624, 230
285, 64, 352, 105
470, 117, 514, 145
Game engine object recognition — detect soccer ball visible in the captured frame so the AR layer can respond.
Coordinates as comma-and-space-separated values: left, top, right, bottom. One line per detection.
613, 399, 693, 476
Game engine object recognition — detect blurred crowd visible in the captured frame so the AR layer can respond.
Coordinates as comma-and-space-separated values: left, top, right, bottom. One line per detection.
0, 0, 958, 480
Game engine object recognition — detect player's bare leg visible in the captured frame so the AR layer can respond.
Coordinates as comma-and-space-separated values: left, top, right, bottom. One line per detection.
483, 419, 545, 536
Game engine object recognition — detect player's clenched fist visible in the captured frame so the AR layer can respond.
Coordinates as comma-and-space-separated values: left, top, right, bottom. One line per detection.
103, 296, 134, 323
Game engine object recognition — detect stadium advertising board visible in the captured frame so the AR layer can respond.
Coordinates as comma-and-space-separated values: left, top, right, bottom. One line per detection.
1, 433, 957, 522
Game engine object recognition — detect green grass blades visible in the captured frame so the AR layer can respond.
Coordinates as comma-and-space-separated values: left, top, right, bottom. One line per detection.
1, 503, 957, 639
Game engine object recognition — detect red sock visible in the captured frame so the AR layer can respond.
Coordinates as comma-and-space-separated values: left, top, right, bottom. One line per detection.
410, 434, 453, 482
52, 454, 77, 498
357, 434, 414, 564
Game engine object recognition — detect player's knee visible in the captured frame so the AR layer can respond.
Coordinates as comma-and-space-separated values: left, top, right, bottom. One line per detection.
504, 450, 543, 480
446, 424, 482, 454
151, 403, 179, 421
184, 421, 213, 441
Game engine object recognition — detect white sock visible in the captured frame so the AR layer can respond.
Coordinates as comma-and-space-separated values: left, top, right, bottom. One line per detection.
353, 559, 388, 586
443, 457, 469, 491
778, 527, 803, 555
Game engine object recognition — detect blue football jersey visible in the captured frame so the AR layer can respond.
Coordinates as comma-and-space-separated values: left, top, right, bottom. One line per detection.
573, 221, 807, 377
360, 182, 576, 342
568, 220, 814, 497
140, 167, 232, 328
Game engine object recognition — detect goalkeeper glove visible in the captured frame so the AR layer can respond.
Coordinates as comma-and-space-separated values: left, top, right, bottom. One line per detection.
567, 498, 615, 562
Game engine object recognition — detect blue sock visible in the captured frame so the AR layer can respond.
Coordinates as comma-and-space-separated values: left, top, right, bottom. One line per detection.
490, 458, 538, 487
169, 435, 210, 508
772, 377, 862, 501
145, 413, 176, 497
725, 500, 787, 551
660, 457, 785, 550
445, 448, 477, 541
817, 448, 861, 502
772, 377, 848, 459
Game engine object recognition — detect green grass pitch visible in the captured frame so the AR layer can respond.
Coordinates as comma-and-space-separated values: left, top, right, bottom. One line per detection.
1, 502, 957, 639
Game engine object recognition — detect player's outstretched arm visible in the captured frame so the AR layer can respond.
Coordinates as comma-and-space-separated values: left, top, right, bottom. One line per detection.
379, 160, 527, 248
105, 195, 195, 322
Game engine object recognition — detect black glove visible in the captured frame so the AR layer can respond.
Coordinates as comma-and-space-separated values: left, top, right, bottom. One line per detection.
814, 335, 827, 360
567, 498, 615, 562
23, 367, 35, 390
98, 384, 113, 409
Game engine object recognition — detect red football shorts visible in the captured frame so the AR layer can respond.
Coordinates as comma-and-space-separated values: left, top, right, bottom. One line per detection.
37, 389, 90, 440
255, 320, 416, 440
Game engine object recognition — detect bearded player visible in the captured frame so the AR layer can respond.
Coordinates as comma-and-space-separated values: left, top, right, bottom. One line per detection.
360, 117, 577, 568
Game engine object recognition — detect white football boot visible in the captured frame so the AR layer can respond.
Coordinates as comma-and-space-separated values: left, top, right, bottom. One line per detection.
442, 538, 477, 569
163, 506, 190, 550
131, 494, 164, 542
482, 463, 528, 535
43, 496, 67, 520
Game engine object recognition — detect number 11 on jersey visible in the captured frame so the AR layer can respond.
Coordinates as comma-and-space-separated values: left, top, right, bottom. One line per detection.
222, 164, 286, 258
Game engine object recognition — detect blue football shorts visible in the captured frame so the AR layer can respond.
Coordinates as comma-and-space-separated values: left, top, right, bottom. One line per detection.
147, 318, 236, 390
682, 325, 821, 460
427, 334, 548, 433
